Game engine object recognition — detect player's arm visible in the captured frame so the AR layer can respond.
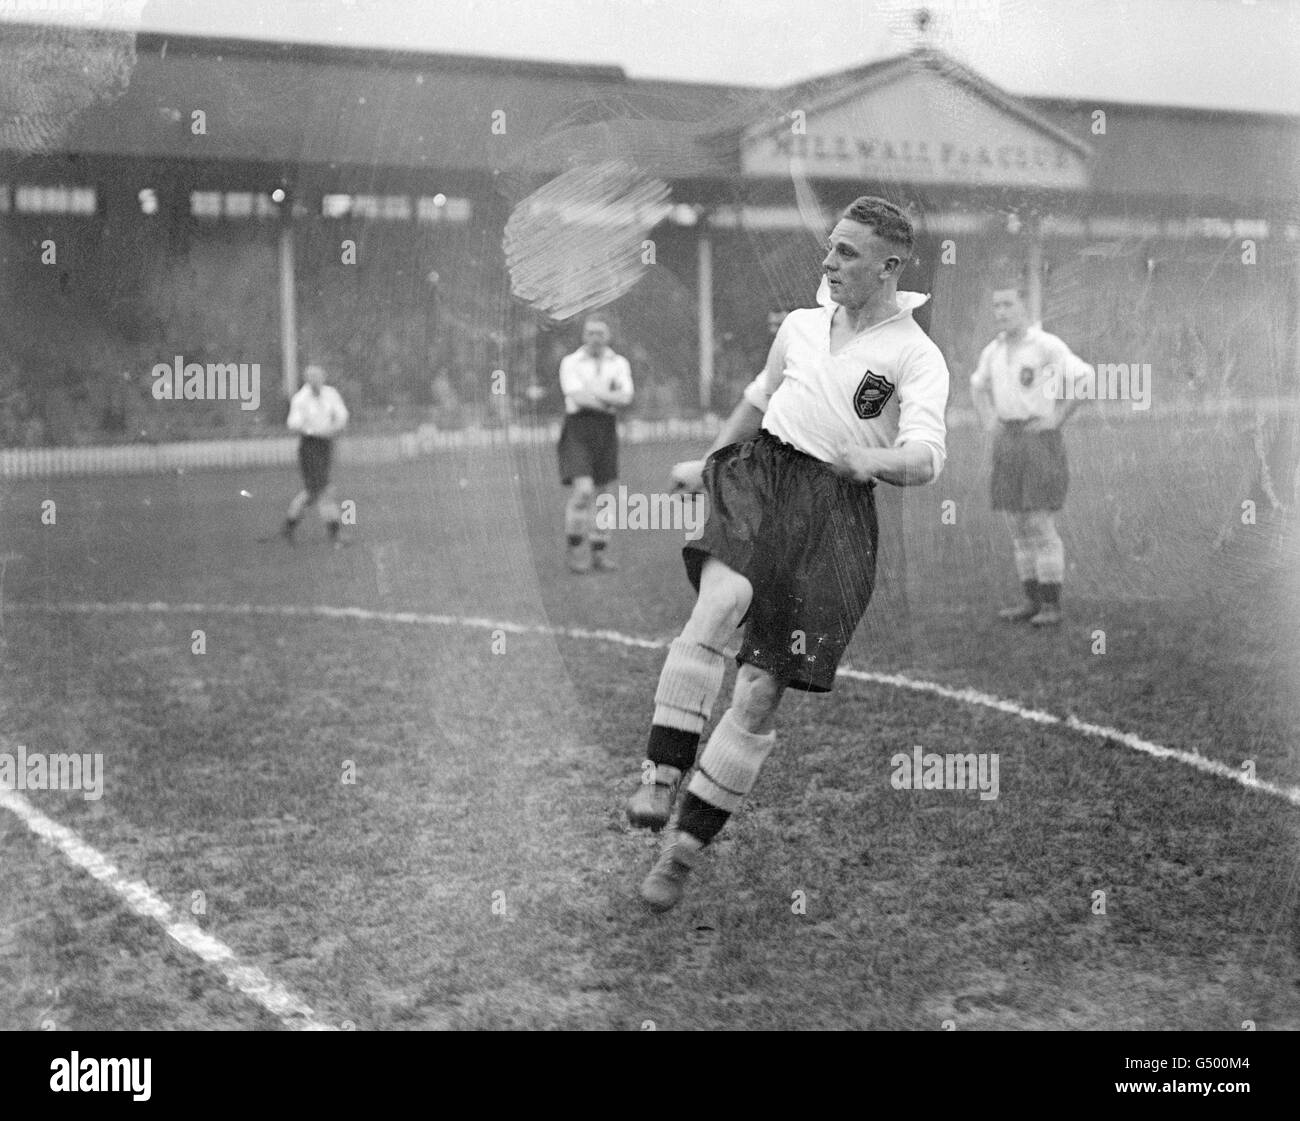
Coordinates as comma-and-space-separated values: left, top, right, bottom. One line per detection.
830, 440, 936, 486
594, 358, 634, 409
671, 318, 789, 492
330, 391, 349, 436
1050, 391, 1084, 430
559, 356, 608, 412
831, 343, 949, 487
671, 398, 763, 493
969, 346, 997, 431
1034, 340, 1092, 431
286, 390, 306, 433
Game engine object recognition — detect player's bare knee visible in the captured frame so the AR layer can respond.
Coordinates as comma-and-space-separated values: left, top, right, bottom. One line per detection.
732, 666, 783, 733
688, 580, 750, 643
700, 558, 752, 621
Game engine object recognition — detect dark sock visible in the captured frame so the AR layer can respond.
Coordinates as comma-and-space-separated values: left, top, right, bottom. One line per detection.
566, 534, 584, 548
282, 516, 298, 535
646, 724, 699, 772
1038, 582, 1060, 607
1023, 579, 1041, 605
676, 790, 731, 845
327, 520, 340, 541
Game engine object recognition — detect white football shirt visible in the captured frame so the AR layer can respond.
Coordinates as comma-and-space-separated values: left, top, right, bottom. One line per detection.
287, 384, 348, 438
559, 346, 634, 415
970, 325, 1093, 422
742, 292, 950, 478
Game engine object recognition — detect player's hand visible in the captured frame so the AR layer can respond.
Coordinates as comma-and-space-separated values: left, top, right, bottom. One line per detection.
828, 440, 875, 484
670, 459, 707, 493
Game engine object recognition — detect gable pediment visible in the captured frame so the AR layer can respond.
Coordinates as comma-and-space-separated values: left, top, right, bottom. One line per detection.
742, 55, 1091, 189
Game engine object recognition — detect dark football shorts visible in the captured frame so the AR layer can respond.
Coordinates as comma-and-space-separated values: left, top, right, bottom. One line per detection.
683, 430, 878, 693
298, 435, 333, 498
557, 409, 619, 486
990, 421, 1068, 512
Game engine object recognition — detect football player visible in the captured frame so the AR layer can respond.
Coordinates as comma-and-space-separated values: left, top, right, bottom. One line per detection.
970, 283, 1093, 625
281, 363, 349, 547
626, 197, 950, 912
556, 317, 634, 572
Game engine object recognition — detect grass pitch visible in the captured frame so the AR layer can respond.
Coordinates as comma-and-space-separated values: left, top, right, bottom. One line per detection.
1, 415, 1297, 1029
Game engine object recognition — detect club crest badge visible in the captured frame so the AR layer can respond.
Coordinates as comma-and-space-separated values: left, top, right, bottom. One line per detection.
854, 370, 895, 419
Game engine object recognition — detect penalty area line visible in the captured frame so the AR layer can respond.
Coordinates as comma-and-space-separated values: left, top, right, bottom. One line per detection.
13, 599, 1300, 810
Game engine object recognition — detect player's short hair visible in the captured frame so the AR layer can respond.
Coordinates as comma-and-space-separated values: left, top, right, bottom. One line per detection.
991, 279, 1028, 301
839, 196, 914, 257
582, 316, 610, 332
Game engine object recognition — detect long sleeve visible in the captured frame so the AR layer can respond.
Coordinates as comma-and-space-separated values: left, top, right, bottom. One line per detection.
741, 317, 792, 413
328, 388, 349, 435
894, 341, 950, 480
286, 389, 306, 433
602, 356, 634, 407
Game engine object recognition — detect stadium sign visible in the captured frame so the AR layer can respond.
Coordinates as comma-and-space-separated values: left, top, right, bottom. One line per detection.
741, 64, 1089, 190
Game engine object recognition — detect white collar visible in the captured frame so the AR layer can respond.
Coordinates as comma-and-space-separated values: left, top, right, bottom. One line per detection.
815, 276, 930, 316
999, 323, 1043, 345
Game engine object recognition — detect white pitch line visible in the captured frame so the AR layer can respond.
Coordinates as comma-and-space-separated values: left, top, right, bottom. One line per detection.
14, 599, 1300, 809
0, 783, 336, 1031
837, 669, 1300, 807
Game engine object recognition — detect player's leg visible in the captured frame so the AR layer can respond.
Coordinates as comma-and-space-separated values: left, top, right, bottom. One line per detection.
589, 424, 620, 571
1027, 510, 1064, 625
588, 478, 617, 571
564, 475, 595, 572
283, 440, 312, 541
286, 436, 328, 542
1024, 431, 1068, 625
640, 662, 784, 912
318, 483, 345, 546
282, 467, 318, 542
626, 556, 752, 830
282, 486, 311, 542
998, 511, 1041, 621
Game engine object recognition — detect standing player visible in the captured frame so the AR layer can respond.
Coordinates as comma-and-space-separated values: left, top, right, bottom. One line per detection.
969, 283, 1093, 625
280, 362, 350, 547
557, 316, 634, 573
625, 197, 950, 912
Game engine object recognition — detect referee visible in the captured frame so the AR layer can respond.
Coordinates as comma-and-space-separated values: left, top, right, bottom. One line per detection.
970, 283, 1092, 625
625, 197, 950, 912
281, 362, 350, 547
556, 316, 634, 573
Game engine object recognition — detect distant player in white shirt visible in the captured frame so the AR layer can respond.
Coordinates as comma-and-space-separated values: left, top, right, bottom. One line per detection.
280, 363, 350, 547
970, 283, 1093, 625
556, 317, 634, 572
626, 196, 950, 912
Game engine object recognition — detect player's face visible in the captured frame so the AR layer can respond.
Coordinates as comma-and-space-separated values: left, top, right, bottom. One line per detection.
822, 220, 902, 308
992, 289, 1029, 333
583, 321, 609, 354
305, 365, 326, 391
